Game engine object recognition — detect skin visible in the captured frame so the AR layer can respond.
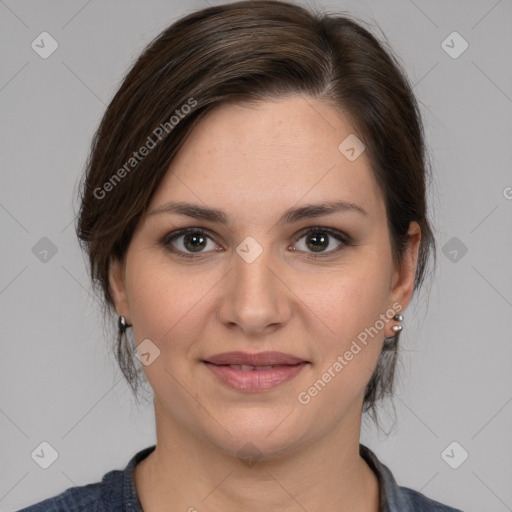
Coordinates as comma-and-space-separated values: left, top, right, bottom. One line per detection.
109, 95, 421, 512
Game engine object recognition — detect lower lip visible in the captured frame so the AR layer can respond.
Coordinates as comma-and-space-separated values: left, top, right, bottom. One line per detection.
203, 362, 308, 392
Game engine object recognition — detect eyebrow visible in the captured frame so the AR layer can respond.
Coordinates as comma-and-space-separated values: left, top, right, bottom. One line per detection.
148, 200, 367, 227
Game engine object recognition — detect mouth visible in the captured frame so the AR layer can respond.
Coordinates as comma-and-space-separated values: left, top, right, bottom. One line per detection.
207, 364, 297, 371
202, 350, 309, 367
201, 352, 310, 392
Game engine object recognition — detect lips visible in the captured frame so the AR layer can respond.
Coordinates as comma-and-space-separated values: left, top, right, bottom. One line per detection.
202, 352, 309, 392
202, 351, 307, 368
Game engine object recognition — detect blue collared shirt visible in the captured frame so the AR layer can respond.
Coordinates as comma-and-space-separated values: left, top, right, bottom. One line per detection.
17, 444, 464, 511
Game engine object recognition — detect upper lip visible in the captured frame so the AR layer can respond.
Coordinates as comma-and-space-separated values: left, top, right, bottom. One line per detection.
203, 351, 308, 366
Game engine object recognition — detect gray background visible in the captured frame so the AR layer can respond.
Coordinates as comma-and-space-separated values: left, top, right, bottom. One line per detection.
1, 1, 511, 511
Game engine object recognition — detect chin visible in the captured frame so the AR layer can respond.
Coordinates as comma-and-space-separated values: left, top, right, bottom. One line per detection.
205, 410, 313, 463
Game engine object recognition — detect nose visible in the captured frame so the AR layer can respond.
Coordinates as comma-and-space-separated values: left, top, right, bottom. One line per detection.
216, 242, 292, 336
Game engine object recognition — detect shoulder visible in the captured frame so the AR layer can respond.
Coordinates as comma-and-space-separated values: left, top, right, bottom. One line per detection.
16, 445, 156, 512
359, 444, 465, 512
397, 485, 464, 512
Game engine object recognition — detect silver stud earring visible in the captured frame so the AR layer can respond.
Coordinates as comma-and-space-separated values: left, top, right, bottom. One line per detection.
391, 314, 403, 333
118, 315, 131, 334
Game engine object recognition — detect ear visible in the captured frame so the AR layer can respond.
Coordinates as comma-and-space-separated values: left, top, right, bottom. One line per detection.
389, 221, 421, 315
108, 256, 130, 322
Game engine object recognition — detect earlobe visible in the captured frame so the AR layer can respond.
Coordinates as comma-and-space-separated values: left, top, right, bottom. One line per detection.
108, 256, 130, 320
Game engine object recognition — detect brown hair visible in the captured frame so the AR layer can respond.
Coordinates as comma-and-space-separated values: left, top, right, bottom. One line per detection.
77, 0, 436, 421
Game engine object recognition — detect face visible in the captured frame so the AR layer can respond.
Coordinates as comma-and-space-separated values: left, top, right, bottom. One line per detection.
110, 95, 420, 460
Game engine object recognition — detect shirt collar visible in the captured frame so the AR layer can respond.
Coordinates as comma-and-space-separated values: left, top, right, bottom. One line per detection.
122, 445, 155, 511
360, 443, 415, 512
119, 443, 410, 511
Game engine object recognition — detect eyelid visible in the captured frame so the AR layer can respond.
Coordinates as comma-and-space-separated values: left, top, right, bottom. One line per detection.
159, 225, 353, 258
159, 227, 220, 259
293, 226, 351, 244
291, 226, 352, 257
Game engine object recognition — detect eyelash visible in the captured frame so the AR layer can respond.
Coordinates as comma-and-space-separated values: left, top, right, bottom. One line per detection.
159, 227, 353, 260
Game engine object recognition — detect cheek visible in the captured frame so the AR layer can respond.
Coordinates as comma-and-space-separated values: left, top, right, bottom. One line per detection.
305, 253, 391, 344
124, 254, 217, 399
124, 250, 221, 351
298, 253, 392, 398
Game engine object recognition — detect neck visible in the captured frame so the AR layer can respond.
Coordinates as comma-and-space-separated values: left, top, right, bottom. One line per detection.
134, 398, 379, 512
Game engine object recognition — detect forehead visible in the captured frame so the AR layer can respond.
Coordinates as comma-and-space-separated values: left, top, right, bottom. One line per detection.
149, 96, 385, 221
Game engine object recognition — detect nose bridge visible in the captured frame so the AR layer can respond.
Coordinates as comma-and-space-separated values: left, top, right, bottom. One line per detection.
217, 236, 289, 332
236, 245, 275, 296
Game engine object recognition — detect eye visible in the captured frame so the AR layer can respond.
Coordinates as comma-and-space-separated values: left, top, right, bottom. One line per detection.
292, 227, 350, 257
160, 228, 220, 259
160, 226, 352, 260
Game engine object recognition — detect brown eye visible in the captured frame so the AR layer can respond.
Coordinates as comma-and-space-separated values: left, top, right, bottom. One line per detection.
293, 228, 349, 256
161, 226, 351, 260
162, 228, 218, 258
182, 232, 208, 252
305, 232, 329, 252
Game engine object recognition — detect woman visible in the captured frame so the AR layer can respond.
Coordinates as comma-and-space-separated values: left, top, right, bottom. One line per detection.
18, 1, 464, 510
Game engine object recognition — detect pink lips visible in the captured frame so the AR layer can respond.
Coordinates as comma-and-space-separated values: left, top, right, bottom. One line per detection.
202, 351, 309, 392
